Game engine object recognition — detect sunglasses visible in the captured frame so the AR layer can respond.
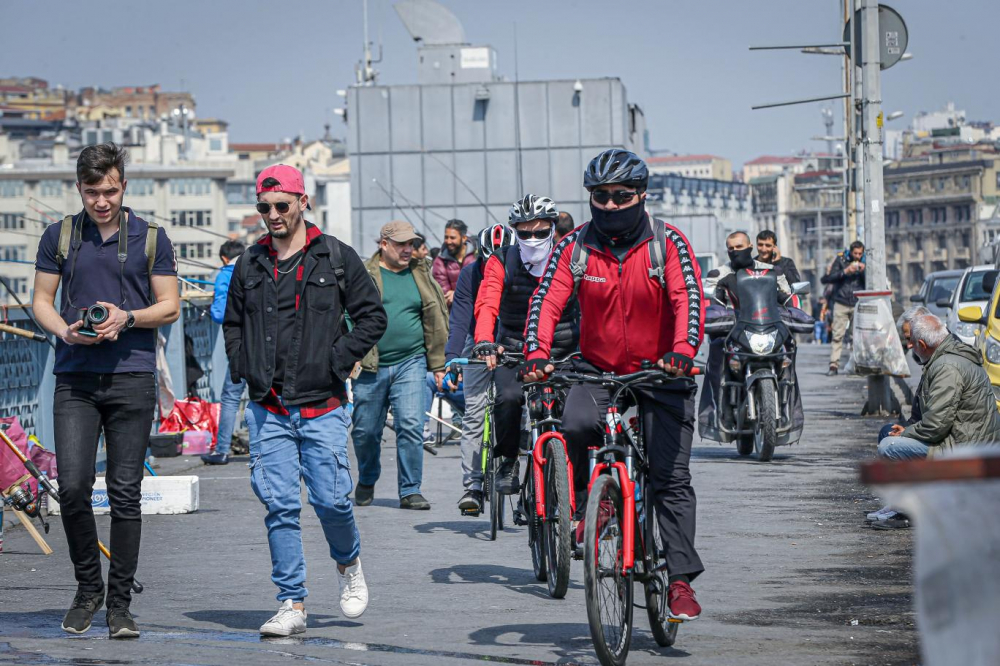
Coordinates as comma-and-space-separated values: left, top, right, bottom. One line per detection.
256, 201, 294, 215
591, 190, 639, 206
515, 228, 552, 241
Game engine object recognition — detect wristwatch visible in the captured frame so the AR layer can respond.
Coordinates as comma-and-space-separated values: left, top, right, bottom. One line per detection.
125, 311, 136, 329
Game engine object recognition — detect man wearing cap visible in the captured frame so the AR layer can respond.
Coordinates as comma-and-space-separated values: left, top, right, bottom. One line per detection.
224, 165, 387, 636
351, 220, 449, 510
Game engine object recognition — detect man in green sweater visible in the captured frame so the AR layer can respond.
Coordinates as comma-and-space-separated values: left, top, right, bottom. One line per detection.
352, 221, 449, 510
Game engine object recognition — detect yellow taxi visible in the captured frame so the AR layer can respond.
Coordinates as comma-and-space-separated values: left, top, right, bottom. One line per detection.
958, 268, 1000, 409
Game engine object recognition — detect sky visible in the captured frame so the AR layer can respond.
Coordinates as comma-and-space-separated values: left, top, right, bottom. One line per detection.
5, 0, 998, 167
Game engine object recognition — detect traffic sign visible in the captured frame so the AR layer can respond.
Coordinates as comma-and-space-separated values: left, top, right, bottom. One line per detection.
844, 4, 908, 70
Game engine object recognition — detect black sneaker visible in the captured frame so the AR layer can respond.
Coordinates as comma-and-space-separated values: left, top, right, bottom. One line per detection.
62, 590, 104, 634
201, 451, 229, 465
458, 489, 483, 515
399, 493, 431, 510
496, 458, 520, 495
106, 600, 140, 639
871, 513, 911, 530
827, 365, 839, 376
354, 483, 375, 507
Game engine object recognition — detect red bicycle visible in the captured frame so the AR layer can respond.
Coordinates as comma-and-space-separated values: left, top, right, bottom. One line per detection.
549, 362, 698, 666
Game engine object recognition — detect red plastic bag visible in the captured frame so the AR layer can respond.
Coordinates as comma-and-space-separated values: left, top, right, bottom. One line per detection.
159, 397, 221, 445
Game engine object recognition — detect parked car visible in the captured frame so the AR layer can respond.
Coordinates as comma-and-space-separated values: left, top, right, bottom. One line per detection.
909, 269, 964, 319
957, 268, 1000, 409
947, 265, 995, 345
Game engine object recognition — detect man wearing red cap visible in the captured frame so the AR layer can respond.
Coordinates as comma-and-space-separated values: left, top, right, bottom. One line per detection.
224, 164, 387, 636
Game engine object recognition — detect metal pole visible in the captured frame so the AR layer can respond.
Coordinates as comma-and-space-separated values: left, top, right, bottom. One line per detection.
852, 0, 864, 243
859, 0, 896, 416
842, 0, 852, 247
815, 208, 825, 299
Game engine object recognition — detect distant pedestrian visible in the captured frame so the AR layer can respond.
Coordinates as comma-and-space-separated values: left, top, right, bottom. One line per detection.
224, 164, 387, 635
431, 219, 476, 307
412, 233, 431, 265
821, 241, 865, 375
811, 297, 828, 344
352, 221, 449, 511
202, 239, 246, 465
554, 211, 575, 243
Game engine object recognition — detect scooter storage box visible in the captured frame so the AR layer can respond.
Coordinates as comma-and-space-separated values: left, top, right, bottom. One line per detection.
149, 433, 182, 458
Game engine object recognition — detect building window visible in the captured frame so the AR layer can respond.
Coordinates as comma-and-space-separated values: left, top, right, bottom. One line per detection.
886, 210, 900, 228
177, 242, 214, 259
908, 179, 921, 193
891, 238, 900, 253
209, 138, 223, 151
171, 210, 212, 227
914, 236, 923, 251
0, 213, 24, 229
0, 181, 25, 198
129, 179, 155, 197
935, 177, 946, 191
906, 209, 923, 226
931, 207, 947, 224
225, 182, 255, 205
38, 180, 63, 197
169, 178, 212, 196
953, 204, 971, 222
0, 245, 26, 261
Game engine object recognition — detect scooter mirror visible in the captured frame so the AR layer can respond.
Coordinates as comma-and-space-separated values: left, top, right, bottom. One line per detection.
791, 281, 811, 296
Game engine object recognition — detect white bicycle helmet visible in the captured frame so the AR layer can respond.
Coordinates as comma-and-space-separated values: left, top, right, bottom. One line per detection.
508, 194, 559, 226
477, 224, 515, 260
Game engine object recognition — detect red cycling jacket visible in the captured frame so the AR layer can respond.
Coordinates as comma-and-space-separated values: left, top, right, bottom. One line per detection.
524, 216, 705, 374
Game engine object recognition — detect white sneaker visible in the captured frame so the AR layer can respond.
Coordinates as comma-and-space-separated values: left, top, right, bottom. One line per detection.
260, 599, 307, 637
339, 560, 369, 618
865, 507, 898, 522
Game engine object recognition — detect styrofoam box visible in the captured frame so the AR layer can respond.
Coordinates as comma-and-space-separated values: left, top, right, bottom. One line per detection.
48, 476, 199, 515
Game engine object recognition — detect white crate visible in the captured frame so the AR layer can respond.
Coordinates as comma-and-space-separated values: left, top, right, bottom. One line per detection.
48, 476, 199, 515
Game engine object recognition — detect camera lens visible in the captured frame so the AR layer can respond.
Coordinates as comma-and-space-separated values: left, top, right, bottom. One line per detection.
87, 304, 109, 324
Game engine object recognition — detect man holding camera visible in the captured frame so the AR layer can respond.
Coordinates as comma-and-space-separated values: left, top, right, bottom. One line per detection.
32, 143, 180, 638
821, 241, 866, 376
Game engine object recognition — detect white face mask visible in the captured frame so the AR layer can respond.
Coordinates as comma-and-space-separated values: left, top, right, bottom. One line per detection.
518, 235, 553, 277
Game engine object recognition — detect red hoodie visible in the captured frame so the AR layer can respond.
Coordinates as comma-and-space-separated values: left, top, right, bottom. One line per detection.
524, 217, 705, 374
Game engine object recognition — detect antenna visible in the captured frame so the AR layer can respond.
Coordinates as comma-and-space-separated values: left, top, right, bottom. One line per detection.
513, 22, 524, 194
356, 0, 383, 86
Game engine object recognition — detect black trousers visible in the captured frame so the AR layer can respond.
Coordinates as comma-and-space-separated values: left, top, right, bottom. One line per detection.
492, 364, 524, 459
561, 364, 704, 580
53, 372, 156, 604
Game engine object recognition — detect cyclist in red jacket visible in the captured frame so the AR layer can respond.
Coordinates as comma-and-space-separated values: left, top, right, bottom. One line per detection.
519, 149, 705, 621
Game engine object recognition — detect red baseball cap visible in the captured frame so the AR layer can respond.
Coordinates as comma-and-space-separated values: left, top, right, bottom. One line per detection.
256, 164, 305, 195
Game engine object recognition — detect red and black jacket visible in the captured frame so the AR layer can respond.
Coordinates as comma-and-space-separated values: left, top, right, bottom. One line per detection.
474, 245, 579, 357
524, 215, 705, 374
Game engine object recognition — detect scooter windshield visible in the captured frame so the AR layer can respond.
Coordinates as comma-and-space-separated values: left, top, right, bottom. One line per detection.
733, 269, 783, 325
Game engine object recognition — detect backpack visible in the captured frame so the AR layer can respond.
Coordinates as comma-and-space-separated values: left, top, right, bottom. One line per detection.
568, 216, 669, 296
55, 209, 160, 301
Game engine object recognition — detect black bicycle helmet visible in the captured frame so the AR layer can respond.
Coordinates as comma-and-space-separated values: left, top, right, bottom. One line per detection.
583, 148, 648, 191
477, 223, 515, 260
508, 194, 559, 226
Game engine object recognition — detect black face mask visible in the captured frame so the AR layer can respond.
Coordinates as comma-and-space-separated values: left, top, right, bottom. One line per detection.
728, 246, 754, 270
590, 200, 647, 246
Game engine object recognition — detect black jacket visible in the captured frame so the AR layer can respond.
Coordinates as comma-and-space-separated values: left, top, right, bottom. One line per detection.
223, 226, 387, 405
821, 254, 865, 307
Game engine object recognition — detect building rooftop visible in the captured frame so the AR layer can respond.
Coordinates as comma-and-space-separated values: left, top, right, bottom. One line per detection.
230, 142, 292, 152
648, 154, 724, 164
744, 155, 804, 166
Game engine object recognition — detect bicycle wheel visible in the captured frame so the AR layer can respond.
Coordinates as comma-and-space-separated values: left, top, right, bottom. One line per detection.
643, 485, 679, 648
584, 474, 633, 666
543, 439, 572, 598
488, 444, 501, 540
525, 466, 547, 582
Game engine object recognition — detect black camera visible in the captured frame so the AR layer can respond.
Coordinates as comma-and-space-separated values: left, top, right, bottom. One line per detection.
76, 304, 109, 337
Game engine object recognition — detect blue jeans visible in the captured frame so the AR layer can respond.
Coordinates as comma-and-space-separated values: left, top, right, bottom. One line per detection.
216, 367, 245, 456
813, 321, 828, 344
877, 435, 931, 461
245, 401, 360, 602
351, 355, 428, 498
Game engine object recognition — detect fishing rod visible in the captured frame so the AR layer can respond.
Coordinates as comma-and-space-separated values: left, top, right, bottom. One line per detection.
422, 152, 504, 226
0, 425, 144, 593
0, 277, 55, 350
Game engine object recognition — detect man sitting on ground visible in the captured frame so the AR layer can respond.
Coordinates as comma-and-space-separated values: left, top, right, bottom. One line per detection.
872, 313, 1000, 529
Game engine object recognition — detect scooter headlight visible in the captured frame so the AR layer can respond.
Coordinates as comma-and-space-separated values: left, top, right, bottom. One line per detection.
747, 331, 777, 355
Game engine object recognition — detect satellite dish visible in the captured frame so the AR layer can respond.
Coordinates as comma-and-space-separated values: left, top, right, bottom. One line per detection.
395, 0, 466, 45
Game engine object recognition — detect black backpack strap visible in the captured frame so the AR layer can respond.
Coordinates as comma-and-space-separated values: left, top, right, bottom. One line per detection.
55, 214, 76, 269
323, 235, 350, 332
568, 222, 591, 298
647, 216, 668, 289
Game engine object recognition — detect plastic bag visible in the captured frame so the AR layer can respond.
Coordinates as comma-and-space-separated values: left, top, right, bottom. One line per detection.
845, 293, 910, 377
159, 397, 221, 444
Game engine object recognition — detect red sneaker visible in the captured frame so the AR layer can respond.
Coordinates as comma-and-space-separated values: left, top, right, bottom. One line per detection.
668, 581, 701, 620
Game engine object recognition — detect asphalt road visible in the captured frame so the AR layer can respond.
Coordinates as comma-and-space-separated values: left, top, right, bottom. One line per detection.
0, 345, 919, 665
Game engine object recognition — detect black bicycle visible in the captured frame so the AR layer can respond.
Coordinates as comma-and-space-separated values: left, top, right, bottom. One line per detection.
546, 361, 697, 665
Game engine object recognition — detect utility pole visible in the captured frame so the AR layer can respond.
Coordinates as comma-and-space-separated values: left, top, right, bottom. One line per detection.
860, 0, 887, 294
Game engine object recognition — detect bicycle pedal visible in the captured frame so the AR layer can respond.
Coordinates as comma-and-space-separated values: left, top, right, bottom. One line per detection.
460, 509, 482, 517
667, 618, 684, 624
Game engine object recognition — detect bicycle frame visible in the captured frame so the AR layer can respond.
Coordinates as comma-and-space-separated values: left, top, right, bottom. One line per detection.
526, 395, 577, 520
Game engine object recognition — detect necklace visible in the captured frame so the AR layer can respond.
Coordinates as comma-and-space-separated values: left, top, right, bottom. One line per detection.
275, 252, 304, 275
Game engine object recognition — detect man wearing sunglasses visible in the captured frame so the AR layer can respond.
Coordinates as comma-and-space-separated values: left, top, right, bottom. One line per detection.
472, 194, 580, 494
519, 149, 706, 622
224, 164, 387, 636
